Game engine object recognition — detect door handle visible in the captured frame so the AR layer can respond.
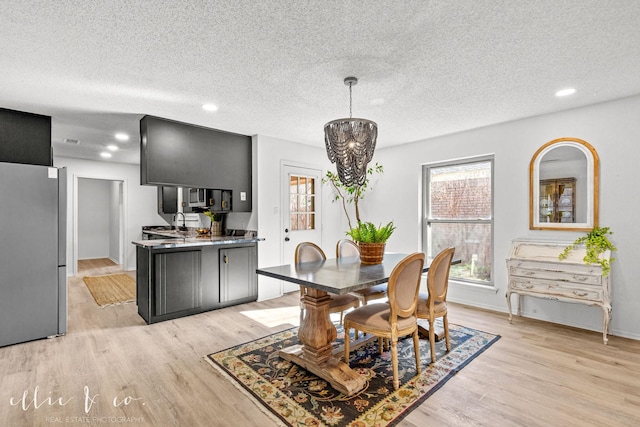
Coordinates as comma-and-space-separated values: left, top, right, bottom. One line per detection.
284, 237, 290, 242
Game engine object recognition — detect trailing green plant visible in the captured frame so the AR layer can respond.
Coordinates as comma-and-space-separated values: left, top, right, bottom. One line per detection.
323, 163, 383, 230
346, 221, 396, 244
558, 226, 617, 276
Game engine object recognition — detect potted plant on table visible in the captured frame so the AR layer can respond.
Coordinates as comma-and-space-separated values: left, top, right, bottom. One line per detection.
558, 226, 617, 276
346, 221, 396, 264
324, 163, 395, 264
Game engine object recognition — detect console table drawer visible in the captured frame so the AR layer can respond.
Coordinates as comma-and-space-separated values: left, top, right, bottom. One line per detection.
509, 266, 602, 286
509, 278, 603, 301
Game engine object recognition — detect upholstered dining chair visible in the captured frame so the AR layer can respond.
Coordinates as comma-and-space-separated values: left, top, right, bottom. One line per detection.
343, 252, 425, 390
336, 239, 388, 305
416, 247, 455, 363
295, 242, 360, 325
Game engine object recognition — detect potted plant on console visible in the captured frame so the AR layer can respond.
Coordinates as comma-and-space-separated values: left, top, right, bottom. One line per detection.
559, 226, 617, 276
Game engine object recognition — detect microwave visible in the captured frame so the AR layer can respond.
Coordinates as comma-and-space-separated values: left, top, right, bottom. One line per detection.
187, 188, 207, 207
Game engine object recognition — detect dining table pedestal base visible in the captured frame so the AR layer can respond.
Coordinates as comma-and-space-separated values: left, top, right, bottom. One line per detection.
278, 287, 366, 396
417, 324, 444, 341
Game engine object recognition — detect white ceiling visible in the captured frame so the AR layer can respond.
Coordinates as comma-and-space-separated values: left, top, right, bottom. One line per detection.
2, 1, 640, 165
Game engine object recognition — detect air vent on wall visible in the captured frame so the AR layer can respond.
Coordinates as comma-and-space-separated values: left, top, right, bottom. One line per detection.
64, 138, 79, 144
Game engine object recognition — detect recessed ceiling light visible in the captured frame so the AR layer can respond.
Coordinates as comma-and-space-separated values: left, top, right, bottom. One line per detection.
115, 132, 129, 141
107, 144, 118, 151
100, 152, 112, 158
555, 88, 576, 97
202, 103, 218, 112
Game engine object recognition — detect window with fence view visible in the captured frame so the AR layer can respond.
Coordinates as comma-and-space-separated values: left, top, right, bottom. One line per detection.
423, 157, 493, 285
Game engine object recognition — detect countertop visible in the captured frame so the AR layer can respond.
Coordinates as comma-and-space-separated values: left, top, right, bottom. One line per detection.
133, 228, 263, 250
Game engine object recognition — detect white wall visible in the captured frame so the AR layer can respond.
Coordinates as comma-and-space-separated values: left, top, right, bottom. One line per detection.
109, 181, 122, 263
54, 156, 167, 273
366, 94, 640, 340
77, 178, 110, 260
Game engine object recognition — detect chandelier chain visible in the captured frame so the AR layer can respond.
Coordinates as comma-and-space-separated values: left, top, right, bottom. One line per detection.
349, 83, 353, 119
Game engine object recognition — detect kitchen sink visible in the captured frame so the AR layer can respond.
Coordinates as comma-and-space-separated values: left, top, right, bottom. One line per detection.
142, 226, 198, 239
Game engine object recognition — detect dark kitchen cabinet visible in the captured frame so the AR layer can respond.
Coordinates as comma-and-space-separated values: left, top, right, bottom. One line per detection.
135, 242, 258, 324
136, 246, 204, 323
208, 189, 232, 212
0, 108, 52, 166
157, 186, 178, 214
140, 115, 252, 212
154, 250, 202, 316
220, 246, 257, 304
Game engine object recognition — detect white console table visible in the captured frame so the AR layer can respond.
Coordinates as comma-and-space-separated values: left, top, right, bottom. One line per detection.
506, 239, 612, 344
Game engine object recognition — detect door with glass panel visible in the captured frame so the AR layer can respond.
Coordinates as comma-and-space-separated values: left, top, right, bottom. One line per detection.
281, 165, 322, 293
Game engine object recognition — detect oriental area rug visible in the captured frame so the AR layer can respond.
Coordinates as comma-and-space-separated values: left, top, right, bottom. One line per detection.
206, 320, 500, 427
83, 273, 136, 307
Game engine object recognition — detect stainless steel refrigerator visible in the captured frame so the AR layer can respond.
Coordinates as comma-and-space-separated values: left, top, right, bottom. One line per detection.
0, 161, 67, 347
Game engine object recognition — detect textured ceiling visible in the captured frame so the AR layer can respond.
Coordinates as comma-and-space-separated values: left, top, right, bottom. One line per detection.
2, 1, 640, 164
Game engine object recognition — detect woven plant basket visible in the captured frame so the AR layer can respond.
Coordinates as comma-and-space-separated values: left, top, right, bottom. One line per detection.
358, 242, 385, 264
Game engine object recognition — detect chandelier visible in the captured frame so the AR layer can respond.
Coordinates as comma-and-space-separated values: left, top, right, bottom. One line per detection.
324, 77, 378, 187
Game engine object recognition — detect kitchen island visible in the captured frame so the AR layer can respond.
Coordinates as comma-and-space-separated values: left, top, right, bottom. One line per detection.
132, 229, 263, 324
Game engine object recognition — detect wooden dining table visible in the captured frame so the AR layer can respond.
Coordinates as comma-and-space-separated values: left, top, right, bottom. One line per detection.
256, 252, 457, 396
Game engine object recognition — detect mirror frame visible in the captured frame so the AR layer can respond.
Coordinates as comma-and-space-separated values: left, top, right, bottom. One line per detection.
529, 137, 599, 231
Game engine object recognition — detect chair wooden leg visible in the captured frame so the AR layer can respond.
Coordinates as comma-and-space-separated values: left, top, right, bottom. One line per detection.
429, 318, 437, 363
412, 330, 421, 374
378, 337, 384, 354
391, 336, 399, 390
443, 314, 451, 352
339, 311, 344, 325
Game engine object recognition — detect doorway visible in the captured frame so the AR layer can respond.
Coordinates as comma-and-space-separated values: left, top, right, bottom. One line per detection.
74, 176, 125, 276
281, 164, 322, 293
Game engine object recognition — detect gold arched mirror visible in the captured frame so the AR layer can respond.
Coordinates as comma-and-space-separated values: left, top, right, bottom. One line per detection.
530, 137, 599, 230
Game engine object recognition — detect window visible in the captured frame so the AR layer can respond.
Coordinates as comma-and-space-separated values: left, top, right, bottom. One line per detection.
422, 156, 493, 285
289, 174, 316, 230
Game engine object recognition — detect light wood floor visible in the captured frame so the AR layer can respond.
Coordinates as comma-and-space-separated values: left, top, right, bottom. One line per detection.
77, 257, 118, 272
1, 260, 639, 426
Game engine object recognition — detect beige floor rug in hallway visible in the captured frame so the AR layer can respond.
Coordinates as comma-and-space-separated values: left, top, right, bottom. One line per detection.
83, 273, 136, 307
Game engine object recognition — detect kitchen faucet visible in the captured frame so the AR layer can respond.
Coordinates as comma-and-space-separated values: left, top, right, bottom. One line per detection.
173, 212, 186, 230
